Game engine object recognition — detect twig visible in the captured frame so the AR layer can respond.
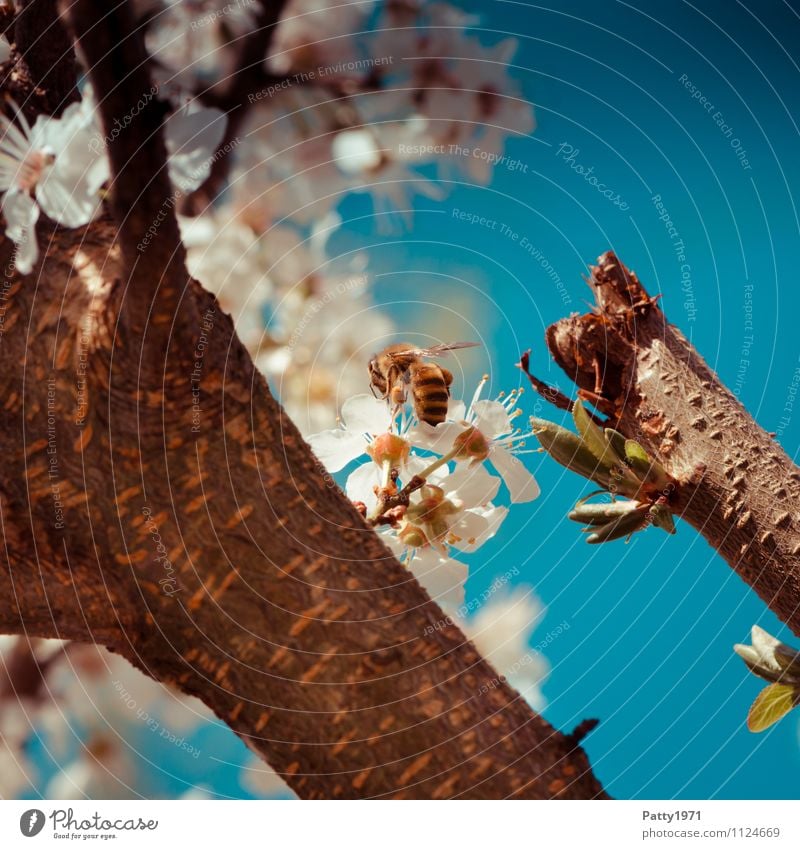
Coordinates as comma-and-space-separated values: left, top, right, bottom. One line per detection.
368, 475, 425, 526
565, 718, 600, 749
518, 350, 575, 412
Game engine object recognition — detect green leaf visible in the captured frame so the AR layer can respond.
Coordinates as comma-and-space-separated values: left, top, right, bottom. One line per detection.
532, 419, 614, 488
624, 439, 650, 466
604, 428, 628, 463
624, 439, 672, 491
585, 506, 650, 544
587, 428, 647, 499
572, 401, 614, 465
747, 683, 798, 733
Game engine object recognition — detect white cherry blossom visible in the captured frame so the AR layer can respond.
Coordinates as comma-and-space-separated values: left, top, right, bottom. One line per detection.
164, 103, 227, 192
464, 588, 549, 710
307, 393, 393, 472
409, 379, 541, 503
0, 92, 225, 275
0, 97, 108, 273
402, 461, 506, 555
268, 0, 375, 78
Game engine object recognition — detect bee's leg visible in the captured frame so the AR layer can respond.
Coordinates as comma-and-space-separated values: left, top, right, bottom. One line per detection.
440, 368, 454, 388
388, 365, 408, 417
390, 384, 407, 406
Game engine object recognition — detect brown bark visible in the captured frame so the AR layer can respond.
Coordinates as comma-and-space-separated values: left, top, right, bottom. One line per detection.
6, 0, 80, 118
0, 0, 608, 800
545, 253, 800, 636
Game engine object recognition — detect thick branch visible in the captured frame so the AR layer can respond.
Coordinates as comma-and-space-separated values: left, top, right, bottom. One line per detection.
4, 0, 79, 117
546, 252, 800, 635
60, 0, 189, 354
0, 221, 607, 799
1, 1, 607, 800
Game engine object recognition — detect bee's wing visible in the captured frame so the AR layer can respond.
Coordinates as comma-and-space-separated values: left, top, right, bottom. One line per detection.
388, 342, 481, 359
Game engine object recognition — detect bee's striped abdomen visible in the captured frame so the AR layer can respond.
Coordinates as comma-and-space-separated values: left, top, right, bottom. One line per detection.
410, 363, 450, 425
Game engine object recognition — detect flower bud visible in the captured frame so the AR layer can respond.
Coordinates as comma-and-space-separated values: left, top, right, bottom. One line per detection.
453, 426, 491, 462
367, 433, 410, 467
398, 522, 428, 549
405, 486, 462, 547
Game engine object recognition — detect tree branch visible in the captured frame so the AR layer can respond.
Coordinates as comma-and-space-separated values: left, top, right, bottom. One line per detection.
4, 0, 79, 118
0, 221, 607, 799
546, 252, 800, 636
60, 0, 190, 362
184, 0, 289, 211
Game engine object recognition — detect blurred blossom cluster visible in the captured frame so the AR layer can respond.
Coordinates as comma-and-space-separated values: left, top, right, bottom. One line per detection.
0, 638, 214, 799
0, 86, 225, 273
0, 0, 534, 432
0, 0, 542, 800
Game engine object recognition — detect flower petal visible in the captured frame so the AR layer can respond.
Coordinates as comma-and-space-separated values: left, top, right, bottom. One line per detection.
307, 428, 365, 473
451, 505, 508, 552
340, 394, 392, 435
449, 509, 489, 552
407, 420, 464, 454
36, 106, 108, 227
448, 398, 467, 421
472, 399, 513, 438
445, 462, 501, 507
491, 446, 540, 503
345, 462, 381, 512
408, 548, 467, 609
2, 190, 39, 274
165, 106, 227, 192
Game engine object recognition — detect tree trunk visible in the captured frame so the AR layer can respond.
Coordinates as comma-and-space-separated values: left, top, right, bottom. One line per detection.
546, 253, 800, 636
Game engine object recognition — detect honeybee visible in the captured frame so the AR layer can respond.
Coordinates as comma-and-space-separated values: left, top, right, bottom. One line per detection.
368, 342, 480, 426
